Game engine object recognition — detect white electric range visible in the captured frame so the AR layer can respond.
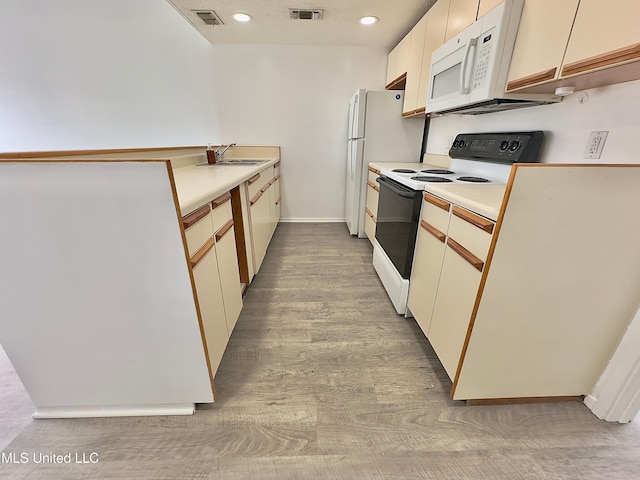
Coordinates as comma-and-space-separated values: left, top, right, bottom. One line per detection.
373, 131, 544, 315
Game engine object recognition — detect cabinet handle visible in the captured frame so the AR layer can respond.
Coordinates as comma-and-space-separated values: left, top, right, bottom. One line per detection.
423, 193, 450, 212
447, 238, 484, 272
368, 166, 381, 175
248, 173, 260, 185
211, 191, 231, 209
276, 197, 281, 206
367, 180, 380, 192
250, 190, 263, 206
182, 204, 210, 229
506, 68, 557, 91
365, 207, 377, 222
190, 237, 214, 268
420, 220, 445, 243
561, 42, 640, 77
215, 219, 234, 242
274, 161, 281, 167
452, 206, 494, 234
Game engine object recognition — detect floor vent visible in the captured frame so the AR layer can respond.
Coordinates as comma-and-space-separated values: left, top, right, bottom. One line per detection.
192, 10, 224, 26
289, 9, 323, 20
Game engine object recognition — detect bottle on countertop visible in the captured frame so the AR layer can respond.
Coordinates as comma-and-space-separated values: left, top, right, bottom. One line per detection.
206, 143, 216, 165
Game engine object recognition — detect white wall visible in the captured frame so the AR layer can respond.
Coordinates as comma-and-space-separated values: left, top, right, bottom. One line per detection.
426, 79, 640, 164
0, 0, 218, 151
209, 45, 388, 221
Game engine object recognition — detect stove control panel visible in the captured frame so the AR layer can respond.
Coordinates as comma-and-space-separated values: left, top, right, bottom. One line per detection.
449, 131, 544, 163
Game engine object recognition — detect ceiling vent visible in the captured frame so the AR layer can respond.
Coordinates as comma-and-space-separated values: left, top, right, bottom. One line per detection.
192, 10, 224, 26
289, 9, 323, 20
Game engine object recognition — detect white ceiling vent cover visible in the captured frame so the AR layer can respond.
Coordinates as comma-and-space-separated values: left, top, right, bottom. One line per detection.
192, 10, 224, 26
289, 9, 323, 20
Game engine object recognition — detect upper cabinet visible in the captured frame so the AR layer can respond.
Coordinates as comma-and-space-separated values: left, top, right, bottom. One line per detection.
507, 0, 640, 93
477, 0, 503, 18
444, 0, 479, 42
386, 32, 412, 88
402, 13, 428, 114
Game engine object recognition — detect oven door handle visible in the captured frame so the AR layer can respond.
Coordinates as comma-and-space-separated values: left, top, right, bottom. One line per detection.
376, 176, 416, 198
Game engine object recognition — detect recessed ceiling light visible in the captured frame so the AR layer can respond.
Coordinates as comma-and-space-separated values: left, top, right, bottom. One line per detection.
232, 13, 252, 23
359, 16, 379, 25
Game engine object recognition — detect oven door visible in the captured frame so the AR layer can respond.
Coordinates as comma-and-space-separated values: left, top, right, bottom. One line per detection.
375, 177, 422, 279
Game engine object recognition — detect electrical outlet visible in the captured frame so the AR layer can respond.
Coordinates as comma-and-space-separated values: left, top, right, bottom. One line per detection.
584, 131, 608, 159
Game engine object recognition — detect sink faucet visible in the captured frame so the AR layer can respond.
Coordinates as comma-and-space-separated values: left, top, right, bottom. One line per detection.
214, 143, 236, 163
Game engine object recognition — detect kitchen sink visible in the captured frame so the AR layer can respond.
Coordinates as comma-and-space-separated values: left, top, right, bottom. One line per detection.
197, 159, 269, 166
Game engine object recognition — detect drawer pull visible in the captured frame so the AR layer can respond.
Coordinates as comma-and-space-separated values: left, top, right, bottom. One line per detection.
190, 237, 214, 268
211, 191, 231, 209
275, 175, 281, 181
423, 193, 450, 212
368, 166, 381, 175
248, 173, 260, 185
447, 238, 484, 272
421, 220, 445, 243
452, 206, 494, 234
215, 219, 234, 242
250, 190, 263, 205
182, 204, 210, 229
365, 207, 377, 222
274, 161, 281, 167
367, 180, 380, 192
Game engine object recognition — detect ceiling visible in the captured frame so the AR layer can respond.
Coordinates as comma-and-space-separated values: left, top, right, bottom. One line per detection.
166, 0, 437, 49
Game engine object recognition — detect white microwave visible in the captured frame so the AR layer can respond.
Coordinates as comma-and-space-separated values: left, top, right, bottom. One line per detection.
426, 0, 559, 115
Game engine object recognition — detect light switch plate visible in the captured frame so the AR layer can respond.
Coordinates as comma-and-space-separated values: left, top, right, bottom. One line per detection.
584, 131, 608, 159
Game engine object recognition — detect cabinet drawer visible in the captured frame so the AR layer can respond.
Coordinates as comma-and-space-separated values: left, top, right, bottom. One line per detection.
364, 212, 376, 243
421, 193, 451, 233
366, 184, 379, 216
368, 170, 380, 185
447, 206, 494, 262
247, 173, 263, 198
211, 191, 233, 233
183, 204, 213, 256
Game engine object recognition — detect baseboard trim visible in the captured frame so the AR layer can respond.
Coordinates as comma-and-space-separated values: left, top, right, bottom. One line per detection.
32, 403, 196, 419
466, 396, 584, 406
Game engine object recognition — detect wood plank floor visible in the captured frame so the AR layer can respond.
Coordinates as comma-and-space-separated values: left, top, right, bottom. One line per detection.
1, 222, 640, 479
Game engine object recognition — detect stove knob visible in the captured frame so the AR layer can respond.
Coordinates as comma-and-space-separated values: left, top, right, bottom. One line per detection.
509, 141, 520, 152
458, 140, 466, 148
499, 140, 509, 151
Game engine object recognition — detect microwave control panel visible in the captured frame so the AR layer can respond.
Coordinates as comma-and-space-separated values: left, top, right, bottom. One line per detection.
472, 33, 494, 89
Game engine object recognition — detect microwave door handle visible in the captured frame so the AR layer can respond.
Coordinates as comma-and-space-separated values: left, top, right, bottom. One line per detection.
459, 38, 477, 94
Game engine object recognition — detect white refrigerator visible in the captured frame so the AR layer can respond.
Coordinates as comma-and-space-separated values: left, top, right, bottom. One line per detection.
345, 89, 424, 237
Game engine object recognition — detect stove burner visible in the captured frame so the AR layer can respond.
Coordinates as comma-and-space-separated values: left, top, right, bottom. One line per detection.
457, 176, 490, 183
421, 169, 455, 175
392, 168, 417, 173
411, 176, 453, 183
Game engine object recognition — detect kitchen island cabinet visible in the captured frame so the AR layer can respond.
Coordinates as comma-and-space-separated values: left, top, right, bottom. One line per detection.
0, 145, 280, 418
409, 164, 640, 403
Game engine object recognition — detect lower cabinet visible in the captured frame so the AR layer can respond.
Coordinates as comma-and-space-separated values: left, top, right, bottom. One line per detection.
191, 239, 229, 376
364, 166, 380, 244
248, 163, 281, 274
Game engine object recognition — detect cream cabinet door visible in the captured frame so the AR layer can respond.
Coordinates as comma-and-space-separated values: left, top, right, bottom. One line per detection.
444, 0, 479, 42
417, 0, 450, 112
477, 0, 502, 18
396, 32, 412, 79
403, 13, 428, 114
192, 241, 229, 376
249, 185, 272, 273
506, 0, 579, 91
561, 0, 640, 78
364, 175, 379, 244
386, 45, 400, 86
215, 224, 243, 336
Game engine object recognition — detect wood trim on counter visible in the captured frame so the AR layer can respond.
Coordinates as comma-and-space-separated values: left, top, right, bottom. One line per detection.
247, 173, 261, 185
365, 207, 377, 222
215, 220, 234, 242
0, 145, 205, 159
367, 180, 380, 192
250, 190, 263, 206
190, 237, 214, 268
421, 220, 445, 243
211, 191, 231, 209
447, 238, 484, 272
368, 166, 381, 176
452, 206, 494, 234
423, 192, 450, 212
182, 204, 210, 229
561, 43, 640, 77
506, 67, 557, 91
385, 72, 407, 90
